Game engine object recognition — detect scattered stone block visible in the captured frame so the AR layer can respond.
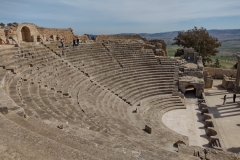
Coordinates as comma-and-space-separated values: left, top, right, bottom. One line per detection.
145, 125, 152, 134
0, 107, 8, 114
57, 125, 63, 129
174, 140, 186, 147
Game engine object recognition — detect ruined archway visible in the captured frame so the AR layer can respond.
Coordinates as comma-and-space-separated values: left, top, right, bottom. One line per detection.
185, 85, 196, 97
21, 26, 32, 42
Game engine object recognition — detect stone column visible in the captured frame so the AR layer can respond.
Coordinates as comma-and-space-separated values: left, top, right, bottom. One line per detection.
235, 55, 240, 91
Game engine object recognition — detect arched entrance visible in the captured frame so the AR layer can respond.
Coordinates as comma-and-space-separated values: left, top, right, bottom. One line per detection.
185, 85, 196, 97
21, 26, 32, 42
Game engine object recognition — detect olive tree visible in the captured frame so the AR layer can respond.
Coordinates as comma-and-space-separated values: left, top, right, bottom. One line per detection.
172, 27, 221, 65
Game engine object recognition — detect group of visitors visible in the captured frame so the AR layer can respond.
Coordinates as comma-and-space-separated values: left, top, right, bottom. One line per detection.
72, 38, 80, 46
59, 38, 80, 48
223, 93, 237, 105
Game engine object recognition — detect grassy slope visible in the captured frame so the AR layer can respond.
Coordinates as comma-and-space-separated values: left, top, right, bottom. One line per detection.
167, 45, 182, 56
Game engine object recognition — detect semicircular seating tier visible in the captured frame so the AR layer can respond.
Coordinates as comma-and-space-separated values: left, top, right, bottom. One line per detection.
0, 42, 198, 159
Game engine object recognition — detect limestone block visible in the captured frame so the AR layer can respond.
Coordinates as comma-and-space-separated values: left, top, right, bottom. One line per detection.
203, 113, 212, 121
57, 125, 63, 129
0, 35, 7, 44
206, 127, 217, 136
199, 103, 207, 110
201, 108, 209, 115
205, 78, 213, 88
204, 120, 213, 128
145, 125, 152, 134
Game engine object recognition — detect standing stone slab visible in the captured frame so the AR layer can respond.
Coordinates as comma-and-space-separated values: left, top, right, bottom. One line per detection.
145, 125, 152, 134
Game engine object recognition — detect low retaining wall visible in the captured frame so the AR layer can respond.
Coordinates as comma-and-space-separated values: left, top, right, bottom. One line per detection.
204, 67, 237, 79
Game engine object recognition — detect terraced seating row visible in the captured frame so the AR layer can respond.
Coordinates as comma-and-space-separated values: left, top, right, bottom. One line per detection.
61, 43, 177, 106
104, 43, 158, 68
0, 43, 194, 159
159, 56, 177, 65
63, 43, 121, 76
74, 77, 189, 157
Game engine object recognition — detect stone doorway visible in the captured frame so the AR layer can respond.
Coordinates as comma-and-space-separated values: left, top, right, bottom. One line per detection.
185, 85, 196, 97
21, 26, 32, 42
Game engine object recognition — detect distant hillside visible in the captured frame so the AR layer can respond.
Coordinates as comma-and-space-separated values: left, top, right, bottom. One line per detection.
120, 29, 240, 45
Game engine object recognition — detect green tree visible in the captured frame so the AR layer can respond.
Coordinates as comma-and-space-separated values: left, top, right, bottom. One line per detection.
0, 22, 5, 28
172, 27, 221, 65
213, 58, 221, 68
234, 62, 238, 69
174, 48, 184, 57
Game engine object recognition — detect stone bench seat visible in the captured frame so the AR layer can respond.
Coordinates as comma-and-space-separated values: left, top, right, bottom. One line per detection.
80, 61, 117, 70
20, 82, 57, 120
127, 88, 172, 103
96, 72, 174, 85
95, 67, 175, 78
4, 110, 127, 159
56, 72, 82, 93
93, 66, 175, 78
122, 84, 172, 98
148, 99, 184, 110
38, 87, 83, 123
48, 68, 77, 90
108, 78, 173, 91
66, 54, 112, 63
67, 55, 114, 64
95, 74, 174, 87
111, 81, 173, 95
85, 66, 120, 76
64, 75, 87, 96
41, 65, 70, 86
144, 97, 183, 107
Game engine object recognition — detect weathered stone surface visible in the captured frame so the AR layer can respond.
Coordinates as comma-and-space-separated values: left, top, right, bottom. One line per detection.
96, 34, 144, 43
0, 23, 74, 45
204, 67, 237, 79
0, 106, 8, 114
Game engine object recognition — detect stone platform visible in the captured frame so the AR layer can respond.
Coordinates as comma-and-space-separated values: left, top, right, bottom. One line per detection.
204, 80, 240, 153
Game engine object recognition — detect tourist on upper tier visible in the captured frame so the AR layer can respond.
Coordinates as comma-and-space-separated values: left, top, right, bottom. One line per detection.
73, 39, 76, 46
223, 95, 226, 105
60, 39, 64, 48
233, 93, 237, 103
76, 38, 79, 46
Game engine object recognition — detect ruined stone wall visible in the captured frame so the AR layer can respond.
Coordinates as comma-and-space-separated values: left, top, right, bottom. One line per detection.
147, 39, 168, 56
204, 67, 237, 79
37, 27, 74, 43
75, 34, 90, 43
96, 34, 144, 43
0, 29, 6, 44
222, 76, 235, 89
0, 29, 5, 36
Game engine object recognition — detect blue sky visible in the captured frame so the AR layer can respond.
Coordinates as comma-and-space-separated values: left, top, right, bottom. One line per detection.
1, 0, 240, 35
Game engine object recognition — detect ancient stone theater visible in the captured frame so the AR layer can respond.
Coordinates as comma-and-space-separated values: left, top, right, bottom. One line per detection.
0, 23, 239, 159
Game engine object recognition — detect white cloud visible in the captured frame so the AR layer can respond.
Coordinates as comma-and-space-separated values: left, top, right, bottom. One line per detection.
0, 0, 240, 33
59, 0, 240, 23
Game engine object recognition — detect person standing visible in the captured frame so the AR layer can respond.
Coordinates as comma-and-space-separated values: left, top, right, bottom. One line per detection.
76, 38, 80, 46
73, 39, 76, 46
233, 93, 237, 103
223, 95, 226, 105
60, 39, 64, 48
